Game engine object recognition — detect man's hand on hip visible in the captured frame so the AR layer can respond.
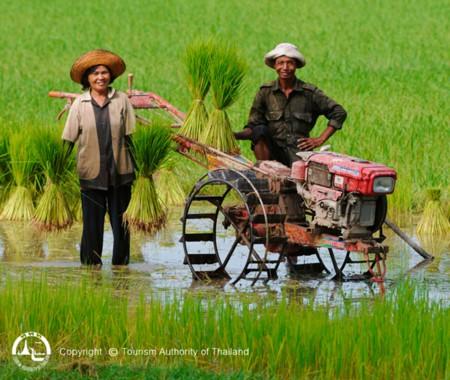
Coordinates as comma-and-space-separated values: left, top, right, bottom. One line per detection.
297, 137, 324, 151
298, 125, 337, 151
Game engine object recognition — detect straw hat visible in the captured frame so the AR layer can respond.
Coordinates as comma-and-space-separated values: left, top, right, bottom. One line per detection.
264, 43, 306, 68
70, 49, 126, 83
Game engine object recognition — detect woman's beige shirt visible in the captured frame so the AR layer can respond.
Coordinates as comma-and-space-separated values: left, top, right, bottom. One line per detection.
62, 88, 135, 180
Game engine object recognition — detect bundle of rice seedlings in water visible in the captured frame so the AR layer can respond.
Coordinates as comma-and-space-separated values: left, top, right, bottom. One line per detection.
0, 131, 37, 221
72, 198, 82, 222
179, 40, 213, 141
32, 126, 77, 231
418, 234, 447, 261
200, 43, 247, 154
124, 121, 172, 234
416, 188, 450, 235
155, 152, 186, 206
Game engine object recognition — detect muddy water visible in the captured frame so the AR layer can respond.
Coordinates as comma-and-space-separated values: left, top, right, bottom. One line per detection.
0, 209, 448, 305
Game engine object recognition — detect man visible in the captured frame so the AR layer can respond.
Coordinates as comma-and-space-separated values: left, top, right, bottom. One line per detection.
235, 42, 347, 167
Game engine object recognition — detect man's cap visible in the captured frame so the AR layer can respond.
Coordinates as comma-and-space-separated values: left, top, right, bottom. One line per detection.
264, 43, 306, 68
70, 49, 126, 84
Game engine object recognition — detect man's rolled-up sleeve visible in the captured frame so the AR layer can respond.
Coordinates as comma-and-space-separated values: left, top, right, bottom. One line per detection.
62, 100, 81, 143
313, 88, 347, 130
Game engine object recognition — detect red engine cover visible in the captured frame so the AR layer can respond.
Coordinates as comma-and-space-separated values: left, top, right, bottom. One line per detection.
296, 152, 397, 196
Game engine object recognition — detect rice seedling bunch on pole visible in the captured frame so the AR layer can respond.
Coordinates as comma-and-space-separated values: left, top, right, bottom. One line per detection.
32, 126, 77, 231
200, 43, 247, 154
155, 152, 186, 206
416, 188, 450, 235
179, 40, 212, 141
0, 130, 37, 221
124, 121, 172, 234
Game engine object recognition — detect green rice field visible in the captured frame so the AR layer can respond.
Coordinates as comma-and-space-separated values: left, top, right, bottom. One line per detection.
0, 0, 448, 220
0, 0, 449, 379
0, 275, 448, 380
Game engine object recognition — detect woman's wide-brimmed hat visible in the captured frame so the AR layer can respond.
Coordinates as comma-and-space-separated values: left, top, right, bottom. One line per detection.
264, 42, 306, 68
70, 49, 126, 83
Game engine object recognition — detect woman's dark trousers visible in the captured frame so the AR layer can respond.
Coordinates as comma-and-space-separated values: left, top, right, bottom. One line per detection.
80, 185, 132, 265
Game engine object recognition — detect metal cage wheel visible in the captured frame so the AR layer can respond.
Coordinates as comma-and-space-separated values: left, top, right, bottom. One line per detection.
181, 169, 287, 285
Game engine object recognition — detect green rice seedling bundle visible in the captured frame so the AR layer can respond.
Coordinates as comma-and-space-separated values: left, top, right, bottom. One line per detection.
0, 132, 10, 183
179, 40, 212, 141
0, 132, 11, 207
200, 43, 246, 154
418, 234, 447, 261
72, 198, 82, 222
0, 131, 37, 221
124, 121, 172, 234
32, 126, 76, 231
416, 188, 450, 235
155, 152, 186, 206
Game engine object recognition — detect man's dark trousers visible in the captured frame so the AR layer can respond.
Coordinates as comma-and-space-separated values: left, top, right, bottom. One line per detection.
80, 185, 132, 265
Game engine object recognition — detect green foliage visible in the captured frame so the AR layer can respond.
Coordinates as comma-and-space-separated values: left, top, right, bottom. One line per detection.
0, 130, 38, 221
184, 39, 213, 100
0, 131, 11, 206
124, 121, 172, 233
0, 130, 10, 186
31, 126, 76, 230
124, 176, 167, 234
208, 43, 247, 111
180, 40, 214, 141
33, 182, 74, 231
5, 130, 37, 188
156, 152, 186, 206
0, 0, 448, 215
425, 188, 443, 202
202, 109, 240, 154
0, 362, 258, 380
131, 122, 172, 178
32, 126, 75, 185
200, 42, 246, 154
180, 99, 209, 142
0, 276, 448, 380
0, 186, 34, 221
417, 188, 450, 235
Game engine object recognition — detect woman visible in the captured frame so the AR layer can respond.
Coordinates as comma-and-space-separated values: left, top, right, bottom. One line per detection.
62, 49, 136, 266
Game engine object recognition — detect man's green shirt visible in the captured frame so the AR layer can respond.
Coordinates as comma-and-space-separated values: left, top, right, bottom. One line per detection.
247, 78, 347, 163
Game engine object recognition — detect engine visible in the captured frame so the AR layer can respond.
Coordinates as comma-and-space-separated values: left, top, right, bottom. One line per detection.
290, 151, 396, 239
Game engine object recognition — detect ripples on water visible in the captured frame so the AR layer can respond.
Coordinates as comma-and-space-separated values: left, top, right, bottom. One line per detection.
0, 210, 448, 307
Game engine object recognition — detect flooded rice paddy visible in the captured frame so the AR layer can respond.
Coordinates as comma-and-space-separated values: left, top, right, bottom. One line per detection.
0, 208, 448, 306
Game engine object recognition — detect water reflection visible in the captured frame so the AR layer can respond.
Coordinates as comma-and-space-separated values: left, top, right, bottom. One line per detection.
418, 234, 449, 275
0, 222, 45, 260
0, 212, 448, 306
280, 278, 381, 306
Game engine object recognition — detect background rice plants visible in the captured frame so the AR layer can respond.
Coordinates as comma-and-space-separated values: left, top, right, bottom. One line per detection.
0, 0, 448, 222
0, 276, 448, 380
